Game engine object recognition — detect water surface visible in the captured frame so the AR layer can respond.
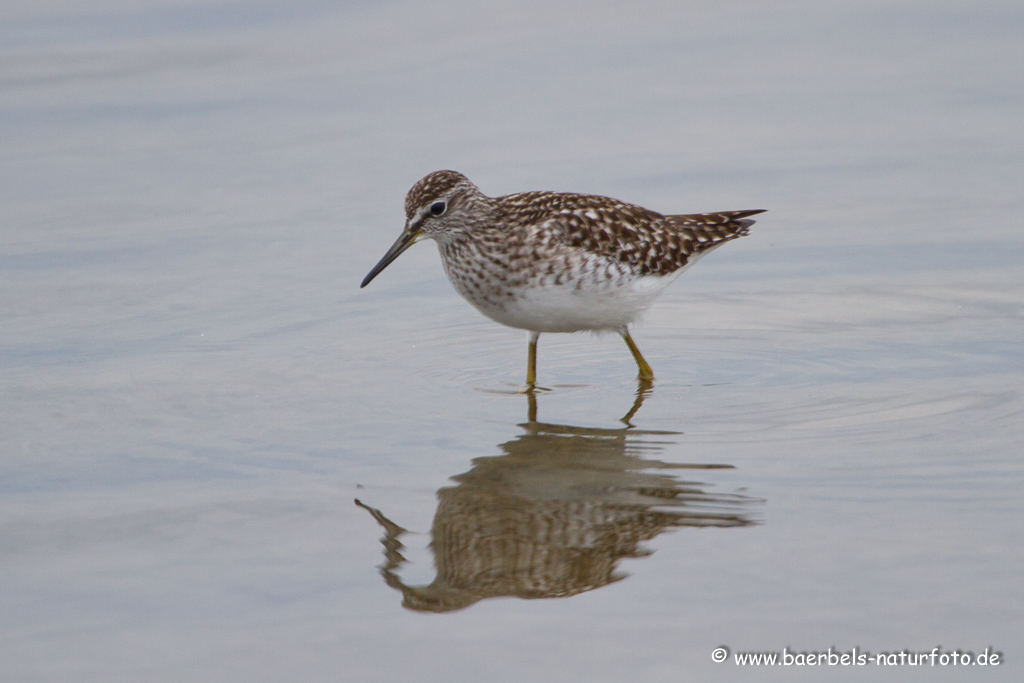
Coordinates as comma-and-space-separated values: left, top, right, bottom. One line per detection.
2, 1, 1022, 681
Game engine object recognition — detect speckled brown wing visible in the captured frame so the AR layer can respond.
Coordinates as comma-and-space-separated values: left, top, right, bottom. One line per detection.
518, 191, 763, 277
655, 210, 764, 272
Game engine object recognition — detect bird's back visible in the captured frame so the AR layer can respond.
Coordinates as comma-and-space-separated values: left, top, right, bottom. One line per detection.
495, 191, 762, 278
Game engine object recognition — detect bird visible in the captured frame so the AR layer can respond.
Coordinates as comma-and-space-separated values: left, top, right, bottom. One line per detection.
360, 170, 762, 385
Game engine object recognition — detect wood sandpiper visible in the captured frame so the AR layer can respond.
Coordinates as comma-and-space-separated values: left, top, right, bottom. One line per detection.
361, 170, 763, 385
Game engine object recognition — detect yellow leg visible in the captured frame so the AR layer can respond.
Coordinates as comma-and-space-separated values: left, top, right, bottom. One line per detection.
620, 328, 654, 380
526, 332, 540, 387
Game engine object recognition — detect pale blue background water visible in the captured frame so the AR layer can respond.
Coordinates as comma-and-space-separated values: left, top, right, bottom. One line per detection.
2, 1, 1022, 681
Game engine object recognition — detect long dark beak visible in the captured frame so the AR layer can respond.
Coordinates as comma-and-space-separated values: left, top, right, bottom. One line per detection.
360, 227, 421, 288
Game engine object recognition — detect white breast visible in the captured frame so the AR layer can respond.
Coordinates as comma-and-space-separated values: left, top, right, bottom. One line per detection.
466, 267, 687, 333
436, 237, 705, 334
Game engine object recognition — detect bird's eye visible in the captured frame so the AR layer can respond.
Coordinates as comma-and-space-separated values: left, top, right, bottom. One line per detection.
429, 201, 447, 217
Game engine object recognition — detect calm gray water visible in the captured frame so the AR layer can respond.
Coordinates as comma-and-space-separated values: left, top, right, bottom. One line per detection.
2, 1, 1022, 681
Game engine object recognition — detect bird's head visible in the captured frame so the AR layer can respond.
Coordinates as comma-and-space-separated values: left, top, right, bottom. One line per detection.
361, 170, 484, 288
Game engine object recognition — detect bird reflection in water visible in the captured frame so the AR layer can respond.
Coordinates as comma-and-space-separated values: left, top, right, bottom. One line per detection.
356, 386, 760, 613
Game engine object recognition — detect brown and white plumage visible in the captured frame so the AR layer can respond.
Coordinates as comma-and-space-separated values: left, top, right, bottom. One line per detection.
361, 170, 763, 383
